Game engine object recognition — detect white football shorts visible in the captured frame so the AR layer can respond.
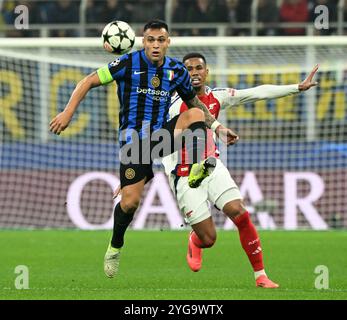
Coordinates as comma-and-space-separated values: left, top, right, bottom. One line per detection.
168, 158, 242, 225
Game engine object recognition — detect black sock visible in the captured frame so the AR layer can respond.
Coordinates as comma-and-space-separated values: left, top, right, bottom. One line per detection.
111, 203, 134, 249
184, 121, 207, 164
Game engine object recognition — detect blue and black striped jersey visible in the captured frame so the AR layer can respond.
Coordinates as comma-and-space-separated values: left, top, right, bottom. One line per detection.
97, 49, 196, 144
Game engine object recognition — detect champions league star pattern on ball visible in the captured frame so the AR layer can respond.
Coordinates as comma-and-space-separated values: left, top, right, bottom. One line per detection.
102, 21, 136, 55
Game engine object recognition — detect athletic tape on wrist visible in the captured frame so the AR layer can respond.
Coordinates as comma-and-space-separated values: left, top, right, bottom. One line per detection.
211, 120, 221, 132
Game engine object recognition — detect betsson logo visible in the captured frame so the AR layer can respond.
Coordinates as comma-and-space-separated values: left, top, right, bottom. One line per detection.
136, 87, 170, 101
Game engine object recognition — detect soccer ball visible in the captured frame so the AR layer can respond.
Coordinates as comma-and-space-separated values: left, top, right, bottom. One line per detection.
102, 21, 135, 55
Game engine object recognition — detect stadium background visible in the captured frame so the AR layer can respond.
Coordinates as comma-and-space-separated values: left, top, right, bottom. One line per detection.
0, 0, 347, 300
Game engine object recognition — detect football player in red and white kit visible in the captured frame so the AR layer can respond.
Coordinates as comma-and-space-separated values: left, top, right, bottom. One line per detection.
162, 53, 319, 288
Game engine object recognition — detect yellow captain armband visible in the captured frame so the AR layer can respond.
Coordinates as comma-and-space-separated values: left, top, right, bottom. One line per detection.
97, 66, 113, 85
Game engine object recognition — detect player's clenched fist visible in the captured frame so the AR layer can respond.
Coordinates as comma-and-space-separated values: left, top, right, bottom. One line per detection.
215, 124, 239, 146
49, 111, 73, 135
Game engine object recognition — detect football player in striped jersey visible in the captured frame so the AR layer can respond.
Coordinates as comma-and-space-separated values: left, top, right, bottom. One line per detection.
50, 21, 238, 278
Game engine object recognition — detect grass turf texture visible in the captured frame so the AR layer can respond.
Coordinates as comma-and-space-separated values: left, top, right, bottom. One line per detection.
0, 230, 346, 300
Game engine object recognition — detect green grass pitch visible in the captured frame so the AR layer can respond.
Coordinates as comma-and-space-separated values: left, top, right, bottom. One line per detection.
0, 230, 346, 300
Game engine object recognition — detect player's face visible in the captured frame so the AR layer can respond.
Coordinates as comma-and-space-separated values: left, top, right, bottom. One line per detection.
143, 28, 170, 66
184, 57, 209, 91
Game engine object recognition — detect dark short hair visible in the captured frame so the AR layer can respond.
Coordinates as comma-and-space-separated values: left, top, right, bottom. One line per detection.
143, 20, 169, 33
182, 52, 207, 65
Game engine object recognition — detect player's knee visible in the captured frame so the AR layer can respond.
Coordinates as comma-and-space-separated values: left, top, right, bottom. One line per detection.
120, 198, 140, 214
224, 200, 247, 219
185, 108, 205, 124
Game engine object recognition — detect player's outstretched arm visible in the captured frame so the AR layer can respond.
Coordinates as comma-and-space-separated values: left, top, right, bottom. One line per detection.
223, 65, 320, 108
298, 64, 319, 91
49, 71, 101, 135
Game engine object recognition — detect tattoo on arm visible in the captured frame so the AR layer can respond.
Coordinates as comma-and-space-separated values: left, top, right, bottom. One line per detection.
186, 96, 215, 127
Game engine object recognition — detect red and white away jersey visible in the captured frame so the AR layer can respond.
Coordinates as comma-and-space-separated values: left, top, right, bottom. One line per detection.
162, 84, 299, 176
163, 86, 228, 176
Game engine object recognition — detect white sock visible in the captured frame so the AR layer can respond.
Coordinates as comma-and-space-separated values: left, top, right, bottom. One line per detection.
254, 269, 266, 280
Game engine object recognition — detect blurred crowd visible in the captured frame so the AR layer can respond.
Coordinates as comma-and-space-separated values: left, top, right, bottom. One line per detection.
0, 0, 345, 37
